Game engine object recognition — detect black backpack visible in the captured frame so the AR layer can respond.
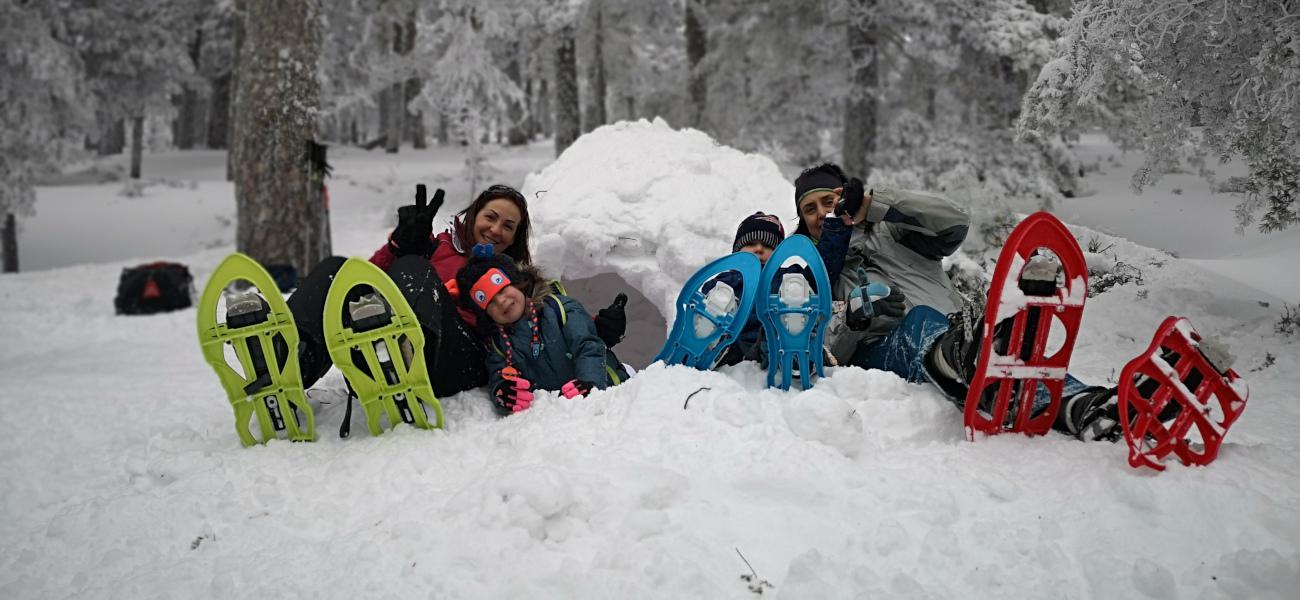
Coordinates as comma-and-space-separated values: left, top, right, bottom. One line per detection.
115, 262, 194, 315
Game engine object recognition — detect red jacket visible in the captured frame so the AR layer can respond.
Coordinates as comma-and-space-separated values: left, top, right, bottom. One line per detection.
369, 229, 478, 326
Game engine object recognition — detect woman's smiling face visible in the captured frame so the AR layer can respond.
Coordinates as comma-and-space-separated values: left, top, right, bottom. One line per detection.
472, 198, 522, 252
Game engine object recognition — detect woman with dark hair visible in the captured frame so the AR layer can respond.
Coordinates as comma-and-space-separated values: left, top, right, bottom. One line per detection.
235, 183, 624, 427
277, 184, 543, 406
371, 184, 532, 301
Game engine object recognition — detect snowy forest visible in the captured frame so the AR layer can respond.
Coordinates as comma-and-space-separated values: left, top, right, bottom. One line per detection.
3, 1, 1300, 598
3, 0, 1298, 274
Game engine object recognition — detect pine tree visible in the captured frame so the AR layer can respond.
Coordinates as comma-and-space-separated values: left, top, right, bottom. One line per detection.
554, 22, 581, 155
65, 0, 199, 179
842, 0, 878, 180
1, 0, 90, 273
1019, 0, 1300, 232
582, 0, 608, 133
684, 0, 708, 128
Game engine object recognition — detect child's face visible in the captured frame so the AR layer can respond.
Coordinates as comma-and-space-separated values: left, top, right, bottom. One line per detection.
485, 285, 527, 324
738, 242, 774, 265
798, 189, 841, 240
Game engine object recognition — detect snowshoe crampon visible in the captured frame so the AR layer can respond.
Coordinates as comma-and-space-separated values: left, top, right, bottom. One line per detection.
1119, 316, 1248, 471
655, 252, 762, 369
323, 258, 443, 436
197, 253, 315, 446
757, 235, 832, 391
965, 212, 1087, 439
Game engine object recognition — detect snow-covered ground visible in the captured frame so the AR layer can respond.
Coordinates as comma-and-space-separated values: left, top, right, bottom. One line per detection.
2, 123, 1298, 599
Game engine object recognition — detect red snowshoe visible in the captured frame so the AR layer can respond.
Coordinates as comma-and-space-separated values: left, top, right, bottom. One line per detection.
1119, 316, 1248, 471
965, 212, 1088, 439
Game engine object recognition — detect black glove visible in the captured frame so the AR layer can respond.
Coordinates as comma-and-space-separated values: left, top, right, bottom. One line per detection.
835, 177, 865, 219
389, 184, 444, 258
594, 293, 628, 348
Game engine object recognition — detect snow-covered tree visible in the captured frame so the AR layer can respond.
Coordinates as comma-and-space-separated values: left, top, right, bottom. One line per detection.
198, 1, 237, 149
1019, 0, 1300, 232
543, 0, 585, 155
1, 0, 90, 273
64, 0, 200, 178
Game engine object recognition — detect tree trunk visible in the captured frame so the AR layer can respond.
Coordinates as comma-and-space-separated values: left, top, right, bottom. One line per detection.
437, 112, 449, 146
523, 76, 536, 141
233, 0, 325, 273
130, 115, 145, 179
407, 78, 426, 148
381, 84, 403, 154
176, 89, 204, 149
583, 0, 607, 133
553, 23, 580, 156
685, 0, 708, 129
505, 43, 529, 145
538, 78, 552, 138
176, 27, 205, 150
228, 0, 246, 182
208, 74, 231, 148
842, 4, 877, 180
2, 213, 17, 273
99, 118, 125, 156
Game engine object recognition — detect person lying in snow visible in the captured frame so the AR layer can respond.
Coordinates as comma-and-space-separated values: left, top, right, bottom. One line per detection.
453, 248, 630, 415
790, 162, 1237, 441
701, 211, 843, 370
279, 184, 542, 404
364, 183, 628, 396
704, 212, 786, 367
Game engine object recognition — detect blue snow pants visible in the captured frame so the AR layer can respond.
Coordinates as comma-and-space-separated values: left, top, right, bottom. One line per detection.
848, 305, 1090, 412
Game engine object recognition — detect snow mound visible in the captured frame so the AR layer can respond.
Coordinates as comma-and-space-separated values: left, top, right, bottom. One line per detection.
523, 119, 795, 324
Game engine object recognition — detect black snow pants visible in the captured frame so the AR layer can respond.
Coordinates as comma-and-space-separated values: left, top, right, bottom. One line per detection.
286, 255, 489, 398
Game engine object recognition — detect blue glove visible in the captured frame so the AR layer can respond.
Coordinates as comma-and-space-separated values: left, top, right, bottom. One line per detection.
471, 243, 495, 258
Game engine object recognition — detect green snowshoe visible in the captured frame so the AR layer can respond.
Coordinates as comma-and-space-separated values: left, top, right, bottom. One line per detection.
323, 258, 444, 436
197, 253, 315, 446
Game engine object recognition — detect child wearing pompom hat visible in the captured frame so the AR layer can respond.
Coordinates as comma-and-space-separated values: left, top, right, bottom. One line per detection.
707, 212, 787, 366
452, 247, 629, 415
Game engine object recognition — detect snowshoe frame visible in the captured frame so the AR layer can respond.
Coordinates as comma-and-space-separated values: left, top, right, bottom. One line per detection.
197, 253, 315, 446
654, 252, 762, 370
323, 258, 444, 436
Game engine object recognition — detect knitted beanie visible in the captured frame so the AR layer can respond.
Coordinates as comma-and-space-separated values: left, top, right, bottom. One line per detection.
454, 251, 528, 315
732, 212, 786, 252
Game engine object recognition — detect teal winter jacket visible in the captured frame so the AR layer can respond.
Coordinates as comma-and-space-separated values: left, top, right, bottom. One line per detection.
485, 292, 628, 395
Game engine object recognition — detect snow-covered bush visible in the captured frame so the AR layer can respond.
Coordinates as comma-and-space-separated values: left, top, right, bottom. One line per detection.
1277, 303, 1300, 338
1019, 0, 1300, 232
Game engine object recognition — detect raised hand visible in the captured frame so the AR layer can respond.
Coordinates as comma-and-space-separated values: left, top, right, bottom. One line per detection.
389, 184, 445, 258
594, 292, 628, 348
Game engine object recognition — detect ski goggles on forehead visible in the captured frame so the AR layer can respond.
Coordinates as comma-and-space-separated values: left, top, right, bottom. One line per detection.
469, 268, 512, 310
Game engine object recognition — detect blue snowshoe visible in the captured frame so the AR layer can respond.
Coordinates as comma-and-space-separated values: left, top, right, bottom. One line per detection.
757, 235, 832, 390
655, 252, 762, 369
